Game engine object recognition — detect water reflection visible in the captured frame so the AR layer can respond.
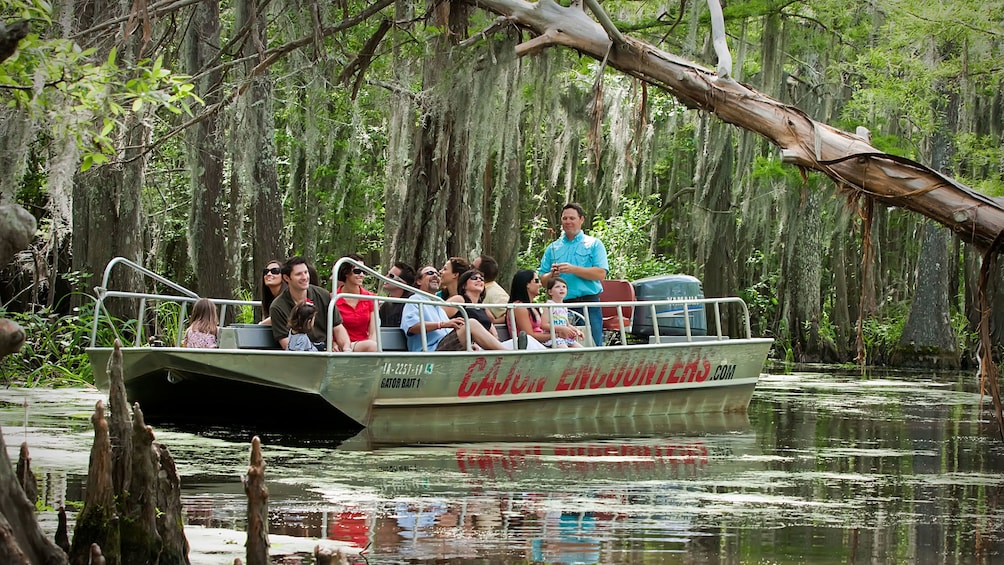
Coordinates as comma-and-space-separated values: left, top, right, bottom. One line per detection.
2, 370, 1004, 563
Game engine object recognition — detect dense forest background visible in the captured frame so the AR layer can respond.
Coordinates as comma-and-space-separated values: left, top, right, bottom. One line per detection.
2, 0, 1004, 372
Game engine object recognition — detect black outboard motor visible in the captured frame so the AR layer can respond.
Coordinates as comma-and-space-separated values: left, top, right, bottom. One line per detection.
631, 274, 707, 339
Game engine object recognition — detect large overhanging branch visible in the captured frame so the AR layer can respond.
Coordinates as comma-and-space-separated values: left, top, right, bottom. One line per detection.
467, 0, 1004, 254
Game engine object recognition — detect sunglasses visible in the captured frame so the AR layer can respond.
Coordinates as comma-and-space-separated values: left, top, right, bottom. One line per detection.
387, 272, 404, 282
469, 274, 484, 281
351, 268, 365, 275
262, 267, 281, 276
422, 270, 439, 277
532, 278, 540, 283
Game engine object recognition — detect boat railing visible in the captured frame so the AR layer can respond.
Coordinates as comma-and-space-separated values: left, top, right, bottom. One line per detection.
90, 257, 260, 347
90, 256, 756, 351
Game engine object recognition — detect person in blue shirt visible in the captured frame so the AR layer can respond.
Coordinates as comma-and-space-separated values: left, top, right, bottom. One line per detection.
400, 265, 511, 352
539, 203, 609, 346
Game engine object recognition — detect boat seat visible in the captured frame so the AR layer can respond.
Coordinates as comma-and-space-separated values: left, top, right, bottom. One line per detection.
495, 324, 511, 342
218, 324, 281, 350
601, 279, 635, 331
379, 328, 408, 351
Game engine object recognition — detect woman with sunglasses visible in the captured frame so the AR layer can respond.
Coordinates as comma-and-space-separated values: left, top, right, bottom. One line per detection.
334, 255, 378, 352
258, 259, 286, 325
445, 269, 498, 337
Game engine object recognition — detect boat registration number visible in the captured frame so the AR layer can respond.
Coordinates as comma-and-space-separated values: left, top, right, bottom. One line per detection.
381, 362, 434, 377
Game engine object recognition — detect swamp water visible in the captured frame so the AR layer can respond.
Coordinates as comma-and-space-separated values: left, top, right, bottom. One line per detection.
1, 368, 1002, 564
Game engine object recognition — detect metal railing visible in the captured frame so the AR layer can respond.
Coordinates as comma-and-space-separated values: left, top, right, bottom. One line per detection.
91, 256, 755, 351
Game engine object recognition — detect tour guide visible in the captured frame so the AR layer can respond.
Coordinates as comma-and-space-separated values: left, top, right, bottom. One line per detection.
539, 203, 609, 347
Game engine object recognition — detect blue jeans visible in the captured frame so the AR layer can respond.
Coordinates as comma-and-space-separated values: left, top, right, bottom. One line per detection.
567, 294, 604, 347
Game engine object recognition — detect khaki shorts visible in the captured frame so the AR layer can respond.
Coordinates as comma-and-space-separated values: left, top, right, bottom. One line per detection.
435, 330, 465, 351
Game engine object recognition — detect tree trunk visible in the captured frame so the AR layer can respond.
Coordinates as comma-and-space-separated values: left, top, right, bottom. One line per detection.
235, 0, 285, 288
382, 2, 417, 269
70, 0, 147, 318
467, 0, 1004, 254
394, 1, 471, 268
894, 221, 960, 367
0, 109, 36, 205
242, 437, 269, 565
693, 120, 736, 324
787, 186, 826, 361
185, 0, 232, 299
0, 428, 68, 564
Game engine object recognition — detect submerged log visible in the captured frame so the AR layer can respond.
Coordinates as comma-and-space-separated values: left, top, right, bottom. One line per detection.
0, 421, 68, 564
242, 436, 269, 565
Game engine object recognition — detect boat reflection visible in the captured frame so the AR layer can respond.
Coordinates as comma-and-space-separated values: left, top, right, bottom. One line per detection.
347, 409, 751, 447
186, 412, 760, 562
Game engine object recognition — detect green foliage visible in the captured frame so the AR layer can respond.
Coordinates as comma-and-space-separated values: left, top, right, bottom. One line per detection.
859, 303, 909, 365
740, 250, 778, 336
588, 196, 681, 280
0, 302, 104, 387
1, 4, 201, 173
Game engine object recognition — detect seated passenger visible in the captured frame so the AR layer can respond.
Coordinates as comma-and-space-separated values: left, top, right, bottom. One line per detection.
258, 259, 286, 325
182, 297, 219, 348
449, 269, 543, 350
473, 254, 509, 323
541, 276, 584, 348
401, 265, 511, 352
270, 256, 351, 351
508, 269, 578, 348
379, 261, 416, 328
286, 300, 318, 352
334, 255, 378, 352
446, 268, 498, 336
438, 256, 470, 299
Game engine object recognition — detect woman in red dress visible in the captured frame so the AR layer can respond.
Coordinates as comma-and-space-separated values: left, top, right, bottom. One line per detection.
334, 255, 378, 352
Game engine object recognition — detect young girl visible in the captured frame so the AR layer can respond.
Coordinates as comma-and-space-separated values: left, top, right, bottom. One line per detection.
286, 300, 318, 352
542, 277, 583, 348
182, 298, 219, 348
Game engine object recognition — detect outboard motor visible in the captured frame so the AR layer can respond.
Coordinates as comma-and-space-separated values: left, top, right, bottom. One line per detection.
630, 274, 707, 338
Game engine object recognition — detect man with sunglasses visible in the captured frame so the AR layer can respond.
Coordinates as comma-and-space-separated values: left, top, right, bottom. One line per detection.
270, 256, 352, 352
379, 261, 416, 328
401, 265, 511, 352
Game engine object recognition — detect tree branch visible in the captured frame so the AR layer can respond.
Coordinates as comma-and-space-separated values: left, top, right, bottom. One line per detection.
466, 0, 1004, 253
583, 0, 625, 47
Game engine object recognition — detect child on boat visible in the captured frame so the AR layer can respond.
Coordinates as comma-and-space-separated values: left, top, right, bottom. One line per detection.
287, 300, 318, 352
541, 277, 583, 348
182, 297, 219, 348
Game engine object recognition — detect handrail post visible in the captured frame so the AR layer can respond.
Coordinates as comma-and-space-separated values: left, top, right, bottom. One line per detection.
683, 301, 692, 342
136, 298, 146, 347
714, 301, 723, 339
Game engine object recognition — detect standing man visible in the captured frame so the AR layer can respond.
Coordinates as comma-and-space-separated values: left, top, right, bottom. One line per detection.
379, 261, 416, 327
473, 254, 509, 323
270, 256, 352, 351
539, 203, 609, 347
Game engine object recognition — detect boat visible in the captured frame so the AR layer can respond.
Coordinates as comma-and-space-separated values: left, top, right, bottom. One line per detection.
86, 257, 773, 436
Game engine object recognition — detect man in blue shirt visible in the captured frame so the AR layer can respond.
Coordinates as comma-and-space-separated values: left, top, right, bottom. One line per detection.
401, 265, 511, 352
539, 203, 609, 346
